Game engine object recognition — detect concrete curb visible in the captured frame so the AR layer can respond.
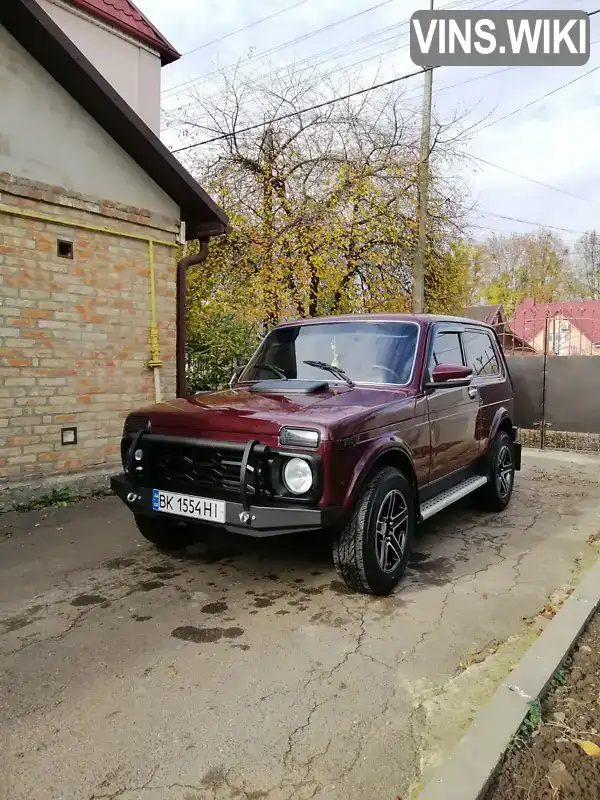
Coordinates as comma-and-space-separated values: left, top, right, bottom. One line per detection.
417, 556, 600, 800
0, 467, 114, 513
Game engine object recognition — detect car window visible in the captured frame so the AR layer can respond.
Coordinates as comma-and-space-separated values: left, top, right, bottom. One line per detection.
429, 331, 464, 372
240, 321, 419, 385
463, 329, 501, 377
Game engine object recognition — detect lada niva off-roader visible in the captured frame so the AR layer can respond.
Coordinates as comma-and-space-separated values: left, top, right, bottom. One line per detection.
111, 314, 521, 595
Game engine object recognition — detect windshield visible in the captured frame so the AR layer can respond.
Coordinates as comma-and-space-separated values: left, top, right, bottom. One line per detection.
240, 321, 419, 386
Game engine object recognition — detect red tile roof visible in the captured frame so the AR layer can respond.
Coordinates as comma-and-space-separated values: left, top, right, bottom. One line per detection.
67, 0, 180, 64
512, 300, 600, 346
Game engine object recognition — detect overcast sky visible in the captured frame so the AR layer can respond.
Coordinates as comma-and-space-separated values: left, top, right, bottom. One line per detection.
136, 0, 600, 246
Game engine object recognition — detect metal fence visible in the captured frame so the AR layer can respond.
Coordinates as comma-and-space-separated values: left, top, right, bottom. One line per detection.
504, 312, 600, 452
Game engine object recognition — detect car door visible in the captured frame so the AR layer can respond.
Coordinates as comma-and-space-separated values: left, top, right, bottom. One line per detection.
461, 325, 507, 454
425, 325, 481, 484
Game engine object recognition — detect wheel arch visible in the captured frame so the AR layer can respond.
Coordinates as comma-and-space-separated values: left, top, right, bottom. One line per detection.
487, 408, 514, 453
344, 443, 418, 514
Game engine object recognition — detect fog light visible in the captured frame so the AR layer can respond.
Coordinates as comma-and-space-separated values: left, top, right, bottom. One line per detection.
282, 457, 313, 495
134, 448, 144, 461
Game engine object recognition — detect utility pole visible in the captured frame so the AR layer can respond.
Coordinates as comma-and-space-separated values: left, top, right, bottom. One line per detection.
262, 126, 278, 330
412, 0, 434, 314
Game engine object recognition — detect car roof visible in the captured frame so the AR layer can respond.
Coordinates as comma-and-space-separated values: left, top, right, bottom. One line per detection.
274, 312, 494, 330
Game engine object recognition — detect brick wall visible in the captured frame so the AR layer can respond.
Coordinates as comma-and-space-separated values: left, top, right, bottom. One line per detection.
0, 174, 179, 483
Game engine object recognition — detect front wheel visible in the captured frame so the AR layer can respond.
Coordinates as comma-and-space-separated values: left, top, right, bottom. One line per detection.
332, 466, 415, 595
475, 431, 515, 511
134, 514, 194, 551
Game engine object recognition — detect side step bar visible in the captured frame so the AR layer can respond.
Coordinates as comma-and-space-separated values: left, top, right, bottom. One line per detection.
420, 475, 488, 521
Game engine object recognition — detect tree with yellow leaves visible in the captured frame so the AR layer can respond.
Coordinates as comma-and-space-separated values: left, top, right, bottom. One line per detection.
174, 64, 472, 336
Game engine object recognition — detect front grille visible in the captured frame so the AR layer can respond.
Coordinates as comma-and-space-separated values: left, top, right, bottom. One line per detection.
123, 433, 323, 506
144, 440, 249, 496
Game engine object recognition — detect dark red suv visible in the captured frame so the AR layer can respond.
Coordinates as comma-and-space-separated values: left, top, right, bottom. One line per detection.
112, 314, 521, 595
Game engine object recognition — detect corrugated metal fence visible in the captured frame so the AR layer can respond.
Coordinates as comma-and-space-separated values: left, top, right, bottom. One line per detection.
505, 313, 600, 452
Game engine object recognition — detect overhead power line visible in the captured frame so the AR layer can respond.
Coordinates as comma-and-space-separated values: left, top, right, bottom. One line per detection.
162, 0, 530, 125
171, 66, 431, 153
162, 0, 495, 101
161, 25, 408, 122
162, 20, 403, 100
169, 0, 588, 153
162, 0, 532, 129
180, 0, 315, 56
162, 0, 398, 98
473, 63, 600, 134
479, 211, 586, 235
161, 63, 517, 137
469, 223, 583, 240
465, 154, 595, 204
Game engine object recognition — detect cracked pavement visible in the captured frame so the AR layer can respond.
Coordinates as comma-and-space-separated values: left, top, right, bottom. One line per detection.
2, 450, 600, 800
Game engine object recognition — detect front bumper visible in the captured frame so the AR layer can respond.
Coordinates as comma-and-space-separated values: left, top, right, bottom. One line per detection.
111, 474, 339, 538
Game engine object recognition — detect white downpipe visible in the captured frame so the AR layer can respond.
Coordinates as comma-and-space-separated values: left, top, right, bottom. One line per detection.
153, 366, 162, 403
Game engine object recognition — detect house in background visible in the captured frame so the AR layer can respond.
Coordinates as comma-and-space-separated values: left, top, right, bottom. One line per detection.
462, 304, 537, 354
512, 298, 600, 356
0, 0, 228, 492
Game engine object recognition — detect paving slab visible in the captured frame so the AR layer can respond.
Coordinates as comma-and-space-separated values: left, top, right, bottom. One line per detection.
1, 450, 600, 800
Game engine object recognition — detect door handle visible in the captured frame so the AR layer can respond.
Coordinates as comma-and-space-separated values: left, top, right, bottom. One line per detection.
468, 386, 478, 399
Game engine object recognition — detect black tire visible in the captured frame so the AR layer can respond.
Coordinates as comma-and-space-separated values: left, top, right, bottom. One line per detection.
332, 466, 415, 595
475, 431, 515, 511
134, 514, 194, 551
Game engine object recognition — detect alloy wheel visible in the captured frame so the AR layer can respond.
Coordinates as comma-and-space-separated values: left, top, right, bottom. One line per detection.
375, 489, 409, 573
497, 444, 513, 499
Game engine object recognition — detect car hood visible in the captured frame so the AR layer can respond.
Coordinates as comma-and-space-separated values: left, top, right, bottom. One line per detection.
131, 384, 416, 440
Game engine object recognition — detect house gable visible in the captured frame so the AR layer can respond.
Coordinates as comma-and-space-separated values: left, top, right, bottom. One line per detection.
1, 0, 228, 239
462, 304, 507, 328
38, 0, 164, 133
512, 300, 600, 354
0, 23, 179, 221
60, 0, 180, 64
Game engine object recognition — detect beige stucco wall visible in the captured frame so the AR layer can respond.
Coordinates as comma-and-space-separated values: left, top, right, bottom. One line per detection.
0, 24, 178, 221
38, 0, 162, 134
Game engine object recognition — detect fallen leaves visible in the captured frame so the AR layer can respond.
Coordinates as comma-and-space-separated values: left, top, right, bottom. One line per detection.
573, 739, 600, 757
540, 602, 558, 620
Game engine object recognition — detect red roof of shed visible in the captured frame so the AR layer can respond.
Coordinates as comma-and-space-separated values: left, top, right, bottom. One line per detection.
67, 0, 180, 64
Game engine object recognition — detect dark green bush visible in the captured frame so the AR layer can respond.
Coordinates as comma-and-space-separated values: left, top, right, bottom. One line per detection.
186, 312, 259, 393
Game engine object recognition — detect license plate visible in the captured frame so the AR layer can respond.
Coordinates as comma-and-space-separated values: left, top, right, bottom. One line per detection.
152, 490, 225, 524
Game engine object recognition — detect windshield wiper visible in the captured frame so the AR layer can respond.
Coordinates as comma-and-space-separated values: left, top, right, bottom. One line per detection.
252, 363, 288, 380
303, 360, 354, 387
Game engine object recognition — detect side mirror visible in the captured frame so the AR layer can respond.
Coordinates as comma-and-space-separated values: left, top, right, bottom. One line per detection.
426, 363, 473, 389
229, 367, 244, 389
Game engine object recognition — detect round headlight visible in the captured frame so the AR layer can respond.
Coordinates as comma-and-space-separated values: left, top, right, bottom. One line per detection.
282, 458, 313, 495
134, 449, 144, 461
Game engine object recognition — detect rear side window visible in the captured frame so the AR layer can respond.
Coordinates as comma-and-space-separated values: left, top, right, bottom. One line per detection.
430, 331, 464, 368
463, 329, 501, 376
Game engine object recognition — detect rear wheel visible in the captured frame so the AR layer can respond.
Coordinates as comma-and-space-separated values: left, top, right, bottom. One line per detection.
475, 431, 515, 511
134, 514, 194, 551
332, 466, 415, 595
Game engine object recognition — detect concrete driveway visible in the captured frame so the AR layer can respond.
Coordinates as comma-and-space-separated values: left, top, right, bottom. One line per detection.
2, 450, 600, 800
